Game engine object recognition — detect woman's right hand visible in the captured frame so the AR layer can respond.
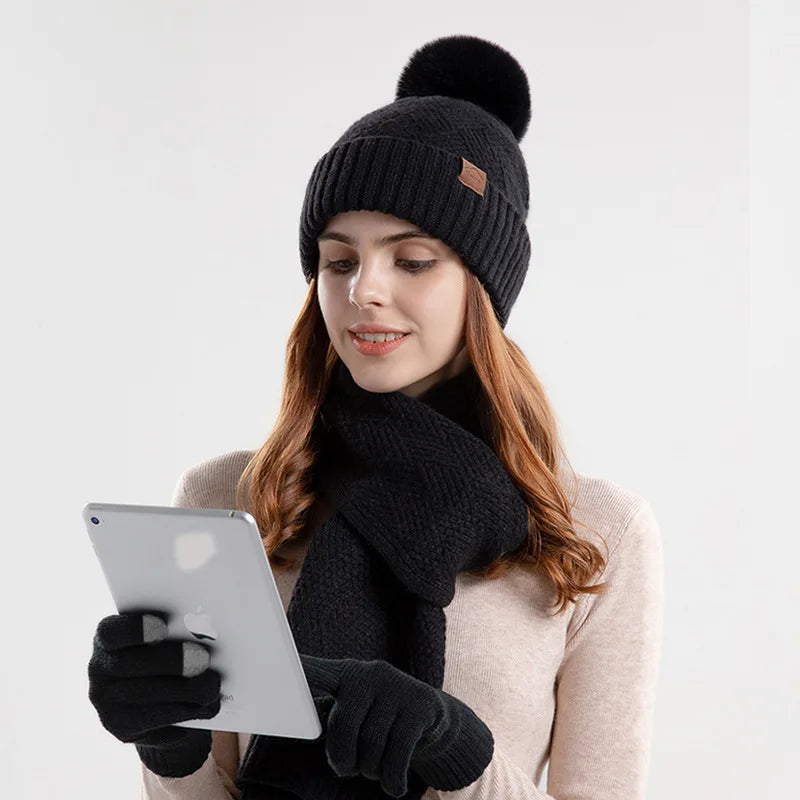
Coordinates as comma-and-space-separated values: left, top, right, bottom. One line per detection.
87, 610, 222, 778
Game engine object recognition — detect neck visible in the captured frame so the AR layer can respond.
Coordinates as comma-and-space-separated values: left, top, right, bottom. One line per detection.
323, 359, 485, 442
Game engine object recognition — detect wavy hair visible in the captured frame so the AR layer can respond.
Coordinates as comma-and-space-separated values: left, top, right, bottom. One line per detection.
236, 272, 609, 616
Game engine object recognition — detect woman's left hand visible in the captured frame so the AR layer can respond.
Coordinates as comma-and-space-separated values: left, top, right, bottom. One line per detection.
300, 653, 494, 798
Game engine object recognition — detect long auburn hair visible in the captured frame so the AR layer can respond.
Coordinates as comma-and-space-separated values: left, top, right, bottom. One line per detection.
236, 271, 609, 616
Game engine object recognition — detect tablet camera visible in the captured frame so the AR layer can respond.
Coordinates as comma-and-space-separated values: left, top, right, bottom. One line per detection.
90, 517, 100, 525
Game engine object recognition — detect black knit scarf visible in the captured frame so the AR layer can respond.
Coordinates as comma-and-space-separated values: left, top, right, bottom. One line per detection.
235, 359, 530, 799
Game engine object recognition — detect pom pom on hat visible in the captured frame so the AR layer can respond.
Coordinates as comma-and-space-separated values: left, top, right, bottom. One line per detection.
395, 34, 531, 142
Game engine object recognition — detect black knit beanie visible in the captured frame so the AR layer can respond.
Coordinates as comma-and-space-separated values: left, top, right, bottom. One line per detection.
298, 34, 532, 330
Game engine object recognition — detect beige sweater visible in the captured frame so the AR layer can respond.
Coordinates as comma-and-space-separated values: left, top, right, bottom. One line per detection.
141, 448, 664, 800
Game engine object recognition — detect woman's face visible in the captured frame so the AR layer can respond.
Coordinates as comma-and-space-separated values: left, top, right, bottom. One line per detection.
316, 210, 470, 398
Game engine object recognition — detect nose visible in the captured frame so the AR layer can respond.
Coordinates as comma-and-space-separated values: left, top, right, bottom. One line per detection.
348, 260, 389, 309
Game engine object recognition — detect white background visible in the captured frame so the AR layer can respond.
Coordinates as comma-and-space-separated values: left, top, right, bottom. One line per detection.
2, 1, 796, 797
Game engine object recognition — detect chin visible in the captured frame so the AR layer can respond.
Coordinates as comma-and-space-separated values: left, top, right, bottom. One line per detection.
342, 360, 415, 395
355, 368, 433, 398
351, 372, 412, 395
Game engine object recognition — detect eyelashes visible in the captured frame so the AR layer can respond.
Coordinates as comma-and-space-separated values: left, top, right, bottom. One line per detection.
322, 259, 436, 274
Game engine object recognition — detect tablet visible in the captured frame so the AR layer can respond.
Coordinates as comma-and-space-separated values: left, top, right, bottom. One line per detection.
83, 501, 322, 740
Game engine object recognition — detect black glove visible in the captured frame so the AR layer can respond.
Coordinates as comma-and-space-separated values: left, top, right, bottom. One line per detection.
87, 610, 222, 778
300, 654, 494, 797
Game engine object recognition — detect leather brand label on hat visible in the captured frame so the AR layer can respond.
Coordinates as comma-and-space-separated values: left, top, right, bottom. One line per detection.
458, 157, 486, 197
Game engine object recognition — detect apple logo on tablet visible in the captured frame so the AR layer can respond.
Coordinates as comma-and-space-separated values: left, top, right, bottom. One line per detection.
184, 604, 218, 641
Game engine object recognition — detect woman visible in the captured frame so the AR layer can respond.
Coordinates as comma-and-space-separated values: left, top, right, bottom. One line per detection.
88, 34, 663, 800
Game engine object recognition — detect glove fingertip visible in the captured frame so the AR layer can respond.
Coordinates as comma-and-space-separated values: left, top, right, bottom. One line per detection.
142, 613, 168, 643
182, 641, 211, 677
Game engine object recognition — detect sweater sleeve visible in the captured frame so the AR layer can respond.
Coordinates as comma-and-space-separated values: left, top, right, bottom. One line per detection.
437, 498, 664, 800
141, 751, 240, 800
139, 468, 243, 800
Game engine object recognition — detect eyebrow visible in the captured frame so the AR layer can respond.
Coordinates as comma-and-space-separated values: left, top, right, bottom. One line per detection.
317, 228, 438, 247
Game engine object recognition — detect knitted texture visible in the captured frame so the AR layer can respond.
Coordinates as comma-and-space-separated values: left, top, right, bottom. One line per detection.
298, 34, 533, 329
300, 655, 495, 796
87, 611, 221, 778
234, 359, 530, 799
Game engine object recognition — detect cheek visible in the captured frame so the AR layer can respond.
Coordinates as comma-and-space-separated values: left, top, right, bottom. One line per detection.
407, 272, 466, 331
317, 279, 340, 317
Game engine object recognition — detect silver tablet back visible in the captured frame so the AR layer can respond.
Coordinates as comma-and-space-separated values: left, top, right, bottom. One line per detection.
83, 501, 322, 739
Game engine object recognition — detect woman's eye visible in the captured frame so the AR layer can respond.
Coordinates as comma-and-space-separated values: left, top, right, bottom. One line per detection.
323, 259, 354, 271
322, 259, 436, 273
399, 260, 437, 271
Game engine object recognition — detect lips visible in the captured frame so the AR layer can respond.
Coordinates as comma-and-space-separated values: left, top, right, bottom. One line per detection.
348, 324, 410, 335
349, 330, 411, 355
350, 331, 408, 339
350, 331, 409, 335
